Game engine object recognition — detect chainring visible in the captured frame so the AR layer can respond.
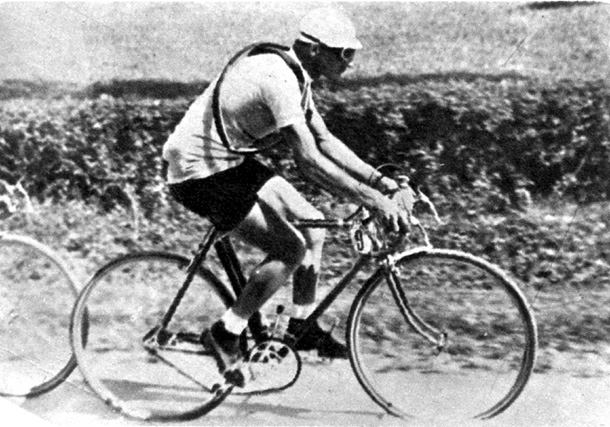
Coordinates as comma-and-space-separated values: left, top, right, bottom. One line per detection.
234, 338, 302, 395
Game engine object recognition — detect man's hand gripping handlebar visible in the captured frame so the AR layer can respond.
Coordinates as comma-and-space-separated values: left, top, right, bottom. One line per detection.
350, 175, 442, 254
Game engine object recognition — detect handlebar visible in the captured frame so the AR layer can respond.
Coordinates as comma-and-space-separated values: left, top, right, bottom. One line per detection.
349, 184, 440, 254
292, 181, 442, 256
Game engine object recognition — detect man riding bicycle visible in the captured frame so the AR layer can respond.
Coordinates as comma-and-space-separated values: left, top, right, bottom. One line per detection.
162, 8, 410, 373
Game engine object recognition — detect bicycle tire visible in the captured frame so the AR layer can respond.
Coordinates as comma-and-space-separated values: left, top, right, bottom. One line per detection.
70, 252, 236, 421
0, 233, 80, 397
347, 248, 537, 422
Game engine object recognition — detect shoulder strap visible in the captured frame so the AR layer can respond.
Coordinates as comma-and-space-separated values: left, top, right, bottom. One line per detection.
247, 43, 306, 93
212, 42, 310, 155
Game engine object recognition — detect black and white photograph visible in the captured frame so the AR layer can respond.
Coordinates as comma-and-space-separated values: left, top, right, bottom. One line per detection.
1, 1, 609, 426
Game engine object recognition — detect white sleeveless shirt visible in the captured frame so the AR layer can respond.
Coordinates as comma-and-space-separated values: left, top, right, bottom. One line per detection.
163, 49, 313, 184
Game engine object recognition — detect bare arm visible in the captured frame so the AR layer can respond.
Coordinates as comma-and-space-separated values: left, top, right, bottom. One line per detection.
280, 121, 408, 232
280, 122, 382, 206
307, 106, 397, 193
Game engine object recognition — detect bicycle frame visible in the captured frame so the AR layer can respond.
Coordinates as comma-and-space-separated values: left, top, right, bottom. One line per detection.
151, 215, 445, 350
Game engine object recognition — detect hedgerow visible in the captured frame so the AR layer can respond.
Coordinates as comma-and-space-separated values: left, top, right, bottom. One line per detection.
0, 96, 188, 214
1, 77, 609, 214
314, 78, 610, 207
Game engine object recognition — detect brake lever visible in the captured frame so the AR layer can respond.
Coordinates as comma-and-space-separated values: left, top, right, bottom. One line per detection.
389, 175, 442, 226
416, 189, 442, 224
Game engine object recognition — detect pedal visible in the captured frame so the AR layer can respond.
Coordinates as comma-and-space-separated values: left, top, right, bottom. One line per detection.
223, 366, 248, 388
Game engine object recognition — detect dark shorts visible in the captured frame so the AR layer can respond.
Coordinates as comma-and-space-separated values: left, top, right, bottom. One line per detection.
169, 158, 276, 232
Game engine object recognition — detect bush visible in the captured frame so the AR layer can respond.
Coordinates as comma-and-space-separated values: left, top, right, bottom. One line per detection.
314, 78, 610, 206
1, 77, 609, 213
0, 96, 189, 214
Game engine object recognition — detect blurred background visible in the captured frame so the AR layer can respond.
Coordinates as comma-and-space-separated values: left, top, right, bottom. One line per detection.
1, 1, 608, 84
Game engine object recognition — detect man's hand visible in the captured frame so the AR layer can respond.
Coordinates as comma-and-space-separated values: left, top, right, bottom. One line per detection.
374, 195, 410, 234
376, 176, 400, 195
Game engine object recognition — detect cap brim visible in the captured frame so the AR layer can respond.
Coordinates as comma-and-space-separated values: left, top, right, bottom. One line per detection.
325, 38, 363, 50
297, 32, 362, 50
346, 39, 363, 50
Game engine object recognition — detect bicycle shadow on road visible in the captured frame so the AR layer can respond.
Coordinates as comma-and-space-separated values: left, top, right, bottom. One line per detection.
213, 397, 384, 422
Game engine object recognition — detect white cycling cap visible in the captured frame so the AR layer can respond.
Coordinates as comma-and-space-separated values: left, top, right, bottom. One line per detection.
297, 7, 363, 50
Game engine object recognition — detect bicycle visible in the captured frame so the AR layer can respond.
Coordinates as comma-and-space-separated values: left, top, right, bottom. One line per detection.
69, 182, 538, 423
0, 181, 81, 397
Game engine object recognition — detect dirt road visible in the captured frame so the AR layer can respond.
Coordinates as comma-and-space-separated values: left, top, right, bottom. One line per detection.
4, 359, 609, 427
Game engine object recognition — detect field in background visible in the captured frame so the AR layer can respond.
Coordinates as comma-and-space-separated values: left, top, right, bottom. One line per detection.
1, 2, 609, 84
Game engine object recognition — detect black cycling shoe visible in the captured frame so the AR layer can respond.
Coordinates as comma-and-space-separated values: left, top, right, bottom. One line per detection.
201, 321, 248, 387
287, 318, 348, 359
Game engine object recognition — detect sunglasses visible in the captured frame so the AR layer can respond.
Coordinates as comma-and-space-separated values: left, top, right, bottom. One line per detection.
300, 32, 357, 63
326, 46, 356, 63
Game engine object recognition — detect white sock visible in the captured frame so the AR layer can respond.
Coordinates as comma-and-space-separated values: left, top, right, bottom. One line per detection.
220, 309, 249, 335
292, 303, 316, 320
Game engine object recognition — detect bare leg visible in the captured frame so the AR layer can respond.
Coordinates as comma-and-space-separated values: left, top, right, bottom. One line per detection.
210, 176, 345, 359
230, 177, 314, 319
252, 177, 326, 307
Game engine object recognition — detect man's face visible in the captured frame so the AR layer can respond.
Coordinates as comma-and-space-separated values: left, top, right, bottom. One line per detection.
316, 45, 356, 79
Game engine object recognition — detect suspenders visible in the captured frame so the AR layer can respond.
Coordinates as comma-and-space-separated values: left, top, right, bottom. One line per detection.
212, 42, 312, 154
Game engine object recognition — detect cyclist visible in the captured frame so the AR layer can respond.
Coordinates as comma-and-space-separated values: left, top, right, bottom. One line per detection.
162, 7, 409, 374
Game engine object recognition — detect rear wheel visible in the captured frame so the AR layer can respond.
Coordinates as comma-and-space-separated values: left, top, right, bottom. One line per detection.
348, 248, 537, 422
0, 234, 79, 397
70, 252, 236, 421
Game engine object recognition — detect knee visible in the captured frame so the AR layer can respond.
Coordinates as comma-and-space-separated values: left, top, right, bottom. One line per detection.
271, 232, 307, 269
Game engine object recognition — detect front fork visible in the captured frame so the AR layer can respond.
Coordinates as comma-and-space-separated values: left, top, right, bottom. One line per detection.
381, 254, 447, 353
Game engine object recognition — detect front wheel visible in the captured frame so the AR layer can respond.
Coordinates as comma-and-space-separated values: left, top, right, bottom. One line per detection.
347, 248, 537, 422
70, 252, 236, 422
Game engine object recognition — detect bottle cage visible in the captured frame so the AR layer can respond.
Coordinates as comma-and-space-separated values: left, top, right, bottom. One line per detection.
212, 42, 311, 154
